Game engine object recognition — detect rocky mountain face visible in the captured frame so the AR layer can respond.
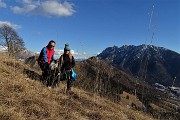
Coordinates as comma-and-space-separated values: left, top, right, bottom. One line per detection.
97, 45, 180, 87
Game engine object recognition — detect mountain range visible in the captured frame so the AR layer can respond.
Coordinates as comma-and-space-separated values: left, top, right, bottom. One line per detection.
98, 44, 180, 87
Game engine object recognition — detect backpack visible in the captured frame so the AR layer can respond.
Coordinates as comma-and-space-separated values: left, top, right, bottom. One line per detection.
71, 69, 77, 81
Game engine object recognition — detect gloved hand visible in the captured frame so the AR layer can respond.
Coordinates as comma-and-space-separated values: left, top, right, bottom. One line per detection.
67, 68, 72, 72
54, 60, 58, 64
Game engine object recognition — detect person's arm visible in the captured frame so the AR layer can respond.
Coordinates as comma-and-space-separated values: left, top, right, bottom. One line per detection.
42, 47, 48, 63
71, 56, 75, 68
51, 54, 55, 61
59, 55, 63, 66
58, 55, 63, 73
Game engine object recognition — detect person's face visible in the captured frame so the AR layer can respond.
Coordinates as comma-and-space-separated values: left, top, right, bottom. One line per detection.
49, 42, 55, 50
65, 50, 70, 54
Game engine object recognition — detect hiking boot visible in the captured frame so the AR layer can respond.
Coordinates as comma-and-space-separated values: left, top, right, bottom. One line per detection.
67, 87, 71, 92
66, 89, 73, 95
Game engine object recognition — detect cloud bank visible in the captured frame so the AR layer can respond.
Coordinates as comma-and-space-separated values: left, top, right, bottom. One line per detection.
11, 0, 75, 17
54, 49, 88, 60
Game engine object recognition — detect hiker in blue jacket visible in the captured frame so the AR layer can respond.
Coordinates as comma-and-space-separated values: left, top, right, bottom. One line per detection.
38, 40, 56, 85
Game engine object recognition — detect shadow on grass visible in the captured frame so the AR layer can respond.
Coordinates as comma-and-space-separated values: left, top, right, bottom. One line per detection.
23, 68, 41, 82
23, 68, 62, 87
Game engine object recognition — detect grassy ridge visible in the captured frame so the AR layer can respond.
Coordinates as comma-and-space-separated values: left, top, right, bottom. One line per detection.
0, 53, 153, 120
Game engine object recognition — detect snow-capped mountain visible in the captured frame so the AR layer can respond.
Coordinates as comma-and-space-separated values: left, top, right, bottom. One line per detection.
98, 44, 180, 87
18, 49, 37, 60
0, 45, 36, 59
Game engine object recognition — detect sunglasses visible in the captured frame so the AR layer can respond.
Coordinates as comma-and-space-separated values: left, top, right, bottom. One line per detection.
50, 45, 55, 48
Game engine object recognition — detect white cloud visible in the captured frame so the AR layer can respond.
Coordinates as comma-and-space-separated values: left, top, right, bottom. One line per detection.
11, 4, 37, 14
0, 21, 21, 29
36, 49, 88, 60
0, 0, 6, 8
54, 49, 64, 57
70, 50, 77, 55
53, 49, 88, 60
72, 50, 88, 60
41, 1, 75, 16
11, 0, 75, 17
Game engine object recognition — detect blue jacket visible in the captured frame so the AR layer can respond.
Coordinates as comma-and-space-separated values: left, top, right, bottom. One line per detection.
38, 47, 55, 64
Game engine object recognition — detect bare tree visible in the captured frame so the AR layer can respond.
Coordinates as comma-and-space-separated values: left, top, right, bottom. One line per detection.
0, 24, 25, 57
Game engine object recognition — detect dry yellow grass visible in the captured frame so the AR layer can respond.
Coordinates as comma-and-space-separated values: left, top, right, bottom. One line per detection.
120, 91, 143, 110
0, 52, 154, 120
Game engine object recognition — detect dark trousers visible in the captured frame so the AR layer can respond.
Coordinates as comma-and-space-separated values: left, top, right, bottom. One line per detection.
67, 79, 73, 91
64, 71, 73, 91
38, 62, 50, 85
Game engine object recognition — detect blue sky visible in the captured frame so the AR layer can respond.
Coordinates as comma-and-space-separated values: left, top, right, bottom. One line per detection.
0, 0, 179, 59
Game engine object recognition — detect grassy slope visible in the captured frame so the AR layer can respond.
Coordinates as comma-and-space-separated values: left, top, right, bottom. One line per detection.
0, 53, 153, 120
